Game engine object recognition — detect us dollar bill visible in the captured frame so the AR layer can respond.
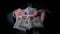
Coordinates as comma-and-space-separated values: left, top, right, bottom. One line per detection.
13, 17, 32, 31
31, 16, 44, 28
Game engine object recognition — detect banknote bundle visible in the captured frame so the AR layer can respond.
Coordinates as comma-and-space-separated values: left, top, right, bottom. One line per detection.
13, 16, 32, 31
32, 16, 44, 28
13, 6, 44, 32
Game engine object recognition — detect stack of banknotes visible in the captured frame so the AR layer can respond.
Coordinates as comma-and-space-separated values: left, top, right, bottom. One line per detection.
13, 7, 44, 32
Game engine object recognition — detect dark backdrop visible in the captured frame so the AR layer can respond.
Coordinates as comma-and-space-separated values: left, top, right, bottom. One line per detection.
0, 0, 59, 34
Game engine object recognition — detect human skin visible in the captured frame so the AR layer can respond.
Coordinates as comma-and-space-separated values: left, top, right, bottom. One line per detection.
13, 8, 45, 22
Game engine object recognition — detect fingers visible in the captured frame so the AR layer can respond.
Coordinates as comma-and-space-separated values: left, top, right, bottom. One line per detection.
13, 8, 38, 20
13, 8, 25, 20
32, 11, 38, 18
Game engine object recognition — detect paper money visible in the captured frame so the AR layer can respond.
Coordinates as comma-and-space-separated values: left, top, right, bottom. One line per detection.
31, 16, 44, 28
13, 17, 32, 31
13, 6, 44, 32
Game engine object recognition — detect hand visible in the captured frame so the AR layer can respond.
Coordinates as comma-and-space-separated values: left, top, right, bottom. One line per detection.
13, 8, 25, 20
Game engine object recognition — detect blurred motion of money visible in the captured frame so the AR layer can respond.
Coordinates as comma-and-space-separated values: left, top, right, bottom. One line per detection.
13, 6, 44, 32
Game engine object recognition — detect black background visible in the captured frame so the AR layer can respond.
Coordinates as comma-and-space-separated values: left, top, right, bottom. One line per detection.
0, 0, 59, 34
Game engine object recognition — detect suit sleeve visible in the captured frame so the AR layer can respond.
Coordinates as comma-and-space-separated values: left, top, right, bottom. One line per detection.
7, 12, 15, 24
